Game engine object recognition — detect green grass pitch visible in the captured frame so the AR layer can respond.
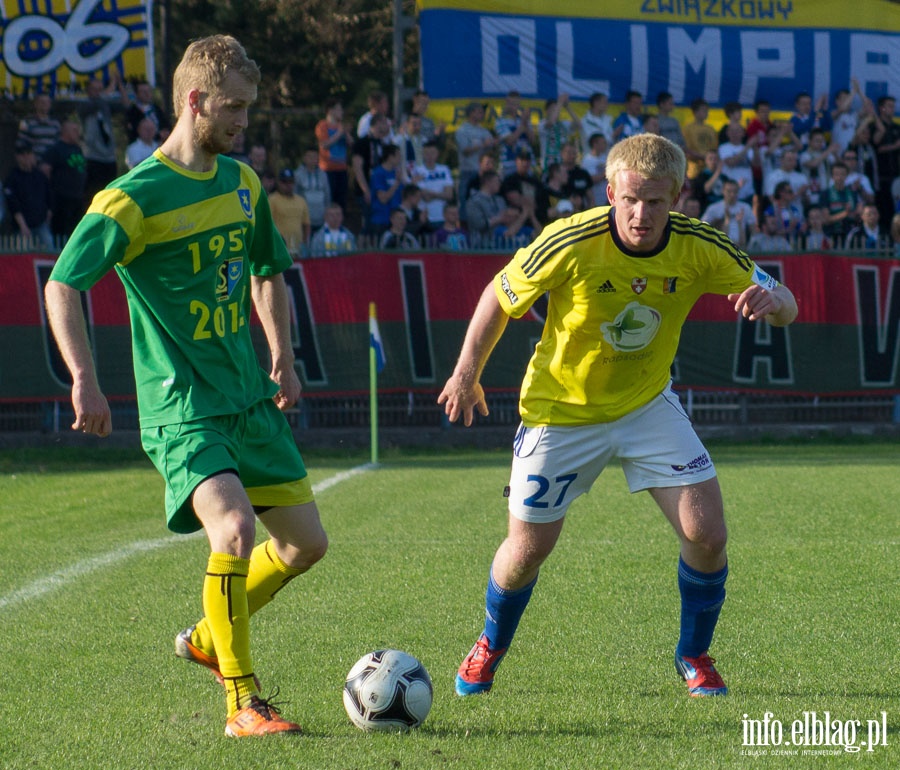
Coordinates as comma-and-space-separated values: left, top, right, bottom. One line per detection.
1, 439, 898, 769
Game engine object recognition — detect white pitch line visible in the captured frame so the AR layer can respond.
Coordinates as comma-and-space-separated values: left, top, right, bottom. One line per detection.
310, 462, 377, 494
0, 537, 184, 611
0, 463, 375, 613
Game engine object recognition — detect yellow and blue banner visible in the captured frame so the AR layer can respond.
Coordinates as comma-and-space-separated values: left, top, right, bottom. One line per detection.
0, 0, 154, 96
418, 0, 900, 113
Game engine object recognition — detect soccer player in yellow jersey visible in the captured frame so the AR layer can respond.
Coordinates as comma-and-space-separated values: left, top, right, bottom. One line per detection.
44, 36, 327, 736
439, 133, 798, 698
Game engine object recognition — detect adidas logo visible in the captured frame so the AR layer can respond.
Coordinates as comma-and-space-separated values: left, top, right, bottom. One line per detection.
596, 279, 616, 293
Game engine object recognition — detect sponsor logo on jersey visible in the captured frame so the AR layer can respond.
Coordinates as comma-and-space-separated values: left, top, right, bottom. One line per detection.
663, 277, 678, 294
600, 300, 661, 352
171, 214, 195, 234
596, 279, 616, 293
670, 453, 711, 472
500, 272, 519, 304
631, 277, 647, 294
238, 189, 253, 219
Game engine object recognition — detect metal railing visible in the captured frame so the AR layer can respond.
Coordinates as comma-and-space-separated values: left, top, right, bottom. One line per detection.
300, 232, 900, 259
1, 229, 896, 259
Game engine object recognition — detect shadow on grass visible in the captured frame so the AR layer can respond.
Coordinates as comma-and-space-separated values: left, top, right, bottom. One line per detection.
0, 446, 153, 473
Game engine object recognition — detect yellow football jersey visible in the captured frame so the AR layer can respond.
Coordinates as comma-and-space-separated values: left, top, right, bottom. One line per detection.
494, 207, 768, 425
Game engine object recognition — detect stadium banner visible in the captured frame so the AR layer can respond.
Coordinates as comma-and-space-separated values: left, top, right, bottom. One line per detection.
0, 0, 154, 97
417, 0, 900, 127
1, 251, 899, 401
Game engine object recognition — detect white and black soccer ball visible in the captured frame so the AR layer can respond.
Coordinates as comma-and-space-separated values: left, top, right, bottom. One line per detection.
342, 649, 433, 732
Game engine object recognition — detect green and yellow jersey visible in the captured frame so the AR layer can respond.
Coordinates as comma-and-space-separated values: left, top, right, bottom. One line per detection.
50, 151, 291, 428
495, 208, 773, 426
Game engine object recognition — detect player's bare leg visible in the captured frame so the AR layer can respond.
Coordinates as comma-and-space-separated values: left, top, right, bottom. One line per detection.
457, 516, 564, 695
490, 515, 565, 590
184, 474, 303, 735
652, 478, 729, 696
652, 478, 727, 571
258, 501, 329, 572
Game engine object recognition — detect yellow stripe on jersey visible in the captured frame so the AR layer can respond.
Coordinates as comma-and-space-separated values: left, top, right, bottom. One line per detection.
87, 188, 145, 265
140, 190, 254, 250
86, 155, 265, 267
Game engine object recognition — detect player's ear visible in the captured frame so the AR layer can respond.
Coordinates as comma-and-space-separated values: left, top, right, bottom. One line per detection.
188, 89, 203, 116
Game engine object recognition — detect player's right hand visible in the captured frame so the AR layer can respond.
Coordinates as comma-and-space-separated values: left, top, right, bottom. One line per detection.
437, 378, 489, 427
71, 381, 112, 437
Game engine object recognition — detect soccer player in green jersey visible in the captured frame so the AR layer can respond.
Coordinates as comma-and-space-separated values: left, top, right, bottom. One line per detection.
44, 36, 327, 737
439, 133, 798, 699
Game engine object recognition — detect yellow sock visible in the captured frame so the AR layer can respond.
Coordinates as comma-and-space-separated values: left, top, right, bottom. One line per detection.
193, 541, 305, 671
203, 553, 255, 716
247, 539, 306, 613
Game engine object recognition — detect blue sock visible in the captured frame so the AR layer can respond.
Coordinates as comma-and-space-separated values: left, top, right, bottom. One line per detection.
483, 567, 537, 650
676, 557, 727, 658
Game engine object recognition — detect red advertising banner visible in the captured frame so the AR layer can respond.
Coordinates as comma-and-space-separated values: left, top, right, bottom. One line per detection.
2, 251, 899, 400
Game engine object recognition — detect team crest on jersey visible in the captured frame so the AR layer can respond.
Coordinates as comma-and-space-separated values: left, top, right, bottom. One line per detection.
238, 188, 253, 219
631, 277, 647, 294
216, 257, 244, 301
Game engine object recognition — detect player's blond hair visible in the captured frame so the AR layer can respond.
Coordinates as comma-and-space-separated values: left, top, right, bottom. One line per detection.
605, 133, 686, 200
172, 35, 261, 115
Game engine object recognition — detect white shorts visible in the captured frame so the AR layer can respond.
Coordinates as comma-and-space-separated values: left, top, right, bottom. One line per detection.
507, 386, 717, 524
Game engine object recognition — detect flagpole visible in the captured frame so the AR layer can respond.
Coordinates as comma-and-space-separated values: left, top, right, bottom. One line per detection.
369, 302, 379, 465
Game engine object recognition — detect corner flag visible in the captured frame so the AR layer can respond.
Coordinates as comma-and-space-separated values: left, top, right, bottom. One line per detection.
368, 302, 385, 465
369, 303, 386, 373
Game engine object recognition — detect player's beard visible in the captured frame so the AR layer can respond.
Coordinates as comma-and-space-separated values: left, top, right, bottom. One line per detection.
194, 116, 235, 157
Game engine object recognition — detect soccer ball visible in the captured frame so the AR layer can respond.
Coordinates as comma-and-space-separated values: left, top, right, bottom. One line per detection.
342, 649, 433, 732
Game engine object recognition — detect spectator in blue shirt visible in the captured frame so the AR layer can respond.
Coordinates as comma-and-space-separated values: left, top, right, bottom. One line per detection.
370, 144, 404, 234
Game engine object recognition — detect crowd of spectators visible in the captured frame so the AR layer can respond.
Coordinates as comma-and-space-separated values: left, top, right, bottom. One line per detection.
4, 82, 900, 258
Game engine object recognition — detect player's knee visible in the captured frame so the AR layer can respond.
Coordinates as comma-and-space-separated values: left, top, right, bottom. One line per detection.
507, 538, 554, 570
306, 530, 329, 565
279, 529, 328, 570
685, 524, 728, 557
206, 509, 257, 557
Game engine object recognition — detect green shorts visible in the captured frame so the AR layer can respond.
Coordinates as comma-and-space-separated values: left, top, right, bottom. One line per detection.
141, 399, 314, 534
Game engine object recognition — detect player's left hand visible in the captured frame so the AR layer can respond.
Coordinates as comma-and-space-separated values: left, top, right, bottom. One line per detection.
270, 363, 302, 410
728, 284, 781, 322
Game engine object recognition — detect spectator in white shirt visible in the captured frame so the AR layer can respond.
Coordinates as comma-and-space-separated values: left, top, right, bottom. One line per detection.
308, 203, 356, 257
412, 140, 454, 229
763, 148, 809, 202
717, 123, 758, 202
701, 178, 756, 248
580, 92, 613, 155
125, 118, 159, 169
799, 128, 840, 207
837, 148, 875, 205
